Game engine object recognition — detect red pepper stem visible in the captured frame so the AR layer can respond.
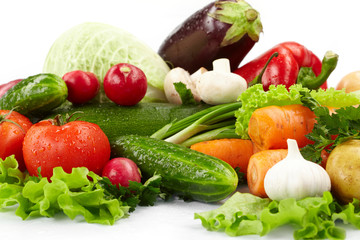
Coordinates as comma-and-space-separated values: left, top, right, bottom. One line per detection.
298, 51, 338, 89
248, 52, 279, 87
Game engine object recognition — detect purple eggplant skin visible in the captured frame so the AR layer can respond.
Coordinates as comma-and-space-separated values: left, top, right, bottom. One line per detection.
158, 0, 263, 74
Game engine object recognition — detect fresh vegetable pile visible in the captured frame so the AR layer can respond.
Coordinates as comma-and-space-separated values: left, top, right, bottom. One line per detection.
1, 0, 360, 239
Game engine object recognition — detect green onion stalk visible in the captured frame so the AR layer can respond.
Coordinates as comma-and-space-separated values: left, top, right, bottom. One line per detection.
151, 102, 242, 147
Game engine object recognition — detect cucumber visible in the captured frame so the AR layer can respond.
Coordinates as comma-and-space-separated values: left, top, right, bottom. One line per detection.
0, 73, 68, 116
111, 135, 238, 202
46, 102, 210, 142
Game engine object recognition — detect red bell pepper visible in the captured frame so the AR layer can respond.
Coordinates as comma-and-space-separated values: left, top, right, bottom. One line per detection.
233, 41, 338, 90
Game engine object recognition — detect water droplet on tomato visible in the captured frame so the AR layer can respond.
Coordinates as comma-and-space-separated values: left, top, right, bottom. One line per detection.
31, 149, 37, 156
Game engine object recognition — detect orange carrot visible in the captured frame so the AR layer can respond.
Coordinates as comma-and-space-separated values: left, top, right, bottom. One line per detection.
248, 104, 316, 151
247, 149, 288, 198
190, 138, 254, 176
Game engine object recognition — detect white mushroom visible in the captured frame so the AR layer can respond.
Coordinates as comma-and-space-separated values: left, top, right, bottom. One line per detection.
163, 67, 200, 104
196, 58, 247, 105
190, 67, 208, 90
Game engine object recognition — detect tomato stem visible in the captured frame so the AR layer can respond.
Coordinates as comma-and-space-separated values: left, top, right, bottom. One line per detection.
66, 111, 84, 122
51, 111, 84, 126
52, 114, 64, 126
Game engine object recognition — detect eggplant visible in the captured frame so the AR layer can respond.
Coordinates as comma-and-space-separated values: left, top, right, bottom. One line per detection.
158, 0, 263, 73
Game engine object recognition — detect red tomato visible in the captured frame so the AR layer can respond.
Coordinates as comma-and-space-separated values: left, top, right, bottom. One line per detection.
103, 63, 147, 106
102, 157, 141, 187
62, 70, 100, 104
0, 110, 32, 171
23, 119, 110, 178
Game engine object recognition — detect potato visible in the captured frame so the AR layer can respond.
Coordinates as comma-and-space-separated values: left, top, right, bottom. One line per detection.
336, 71, 360, 93
326, 139, 360, 203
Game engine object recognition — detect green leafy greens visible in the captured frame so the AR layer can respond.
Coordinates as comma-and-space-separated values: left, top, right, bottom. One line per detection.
235, 84, 360, 139
173, 82, 198, 105
195, 191, 360, 239
0, 156, 162, 225
299, 90, 360, 163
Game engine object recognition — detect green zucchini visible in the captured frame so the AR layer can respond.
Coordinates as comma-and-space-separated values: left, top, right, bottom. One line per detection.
0, 73, 68, 116
46, 102, 210, 142
111, 135, 238, 203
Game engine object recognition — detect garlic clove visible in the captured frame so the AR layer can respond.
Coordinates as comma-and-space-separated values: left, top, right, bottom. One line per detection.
264, 139, 331, 201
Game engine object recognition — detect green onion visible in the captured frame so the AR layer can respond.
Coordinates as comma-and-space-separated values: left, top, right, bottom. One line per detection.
151, 102, 242, 145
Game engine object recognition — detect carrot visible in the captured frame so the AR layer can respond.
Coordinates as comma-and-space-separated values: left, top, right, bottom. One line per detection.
190, 138, 254, 176
248, 104, 316, 151
247, 149, 288, 198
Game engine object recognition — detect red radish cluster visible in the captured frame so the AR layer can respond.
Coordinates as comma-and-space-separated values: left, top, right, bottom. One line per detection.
62, 63, 147, 106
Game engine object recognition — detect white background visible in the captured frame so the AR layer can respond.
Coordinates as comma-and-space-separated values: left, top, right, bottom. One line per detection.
1, 0, 360, 239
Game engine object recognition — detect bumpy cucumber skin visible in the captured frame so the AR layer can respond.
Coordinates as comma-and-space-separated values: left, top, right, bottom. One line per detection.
48, 102, 210, 142
0, 73, 68, 116
111, 135, 238, 203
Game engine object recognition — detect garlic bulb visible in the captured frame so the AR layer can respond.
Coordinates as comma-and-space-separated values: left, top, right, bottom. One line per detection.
264, 139, 331, 201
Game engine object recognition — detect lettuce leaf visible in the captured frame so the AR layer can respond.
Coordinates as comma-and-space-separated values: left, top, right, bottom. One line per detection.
0, 155, 25, 185
235, 84, 360, 139
0, 183, 23, 208
194, 192, 270, 236
332, 198, 360, 229
195, 191, 360, 239
15, 167, 129, 225
0, 156, 162, 225
0, 156, 26, 208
